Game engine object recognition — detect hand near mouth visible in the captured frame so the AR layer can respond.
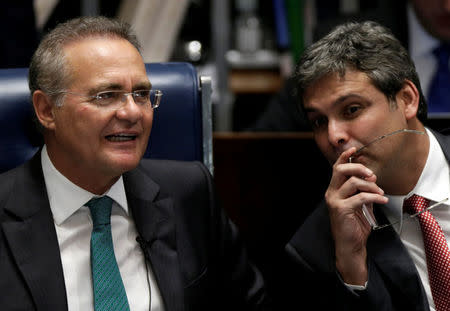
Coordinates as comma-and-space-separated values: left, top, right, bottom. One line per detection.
326, 148, 388, 285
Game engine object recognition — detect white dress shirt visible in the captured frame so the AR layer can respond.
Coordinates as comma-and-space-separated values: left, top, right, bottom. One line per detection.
41, 146, 164, 311
407, 4, 441, 99
384, 128, 450, 311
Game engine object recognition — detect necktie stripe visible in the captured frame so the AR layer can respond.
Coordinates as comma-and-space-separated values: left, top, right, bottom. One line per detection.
404, 194, 450, 311
86, 196, 130, 311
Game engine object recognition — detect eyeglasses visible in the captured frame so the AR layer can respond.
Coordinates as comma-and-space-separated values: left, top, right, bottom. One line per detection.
59, 89, 163, 109
371, 198, 449, 230
348, 129, 425, 163
346, 128, 444, 231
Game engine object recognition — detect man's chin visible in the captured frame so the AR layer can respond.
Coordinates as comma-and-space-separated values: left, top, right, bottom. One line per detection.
107, 155, 142, 174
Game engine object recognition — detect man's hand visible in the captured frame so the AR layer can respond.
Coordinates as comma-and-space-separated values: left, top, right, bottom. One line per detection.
325, 148, 388, 285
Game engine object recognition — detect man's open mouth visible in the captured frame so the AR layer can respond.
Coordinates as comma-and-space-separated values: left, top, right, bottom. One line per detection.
105, 134, 137, 142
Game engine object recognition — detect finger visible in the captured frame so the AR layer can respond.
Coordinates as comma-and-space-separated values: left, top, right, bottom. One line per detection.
339, 175, 384, 198
335, 147, 357, 166
329, 162, 375, 191
329, 191, 388, 213
349, 192, 389, 207
334, 162, 375, 180
364, 174, 377, 182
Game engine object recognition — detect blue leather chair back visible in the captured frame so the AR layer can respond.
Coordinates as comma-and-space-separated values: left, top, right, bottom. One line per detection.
0, 62, 212, 174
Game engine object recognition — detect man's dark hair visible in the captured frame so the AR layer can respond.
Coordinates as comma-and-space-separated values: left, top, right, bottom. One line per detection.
294, 21, 427, 122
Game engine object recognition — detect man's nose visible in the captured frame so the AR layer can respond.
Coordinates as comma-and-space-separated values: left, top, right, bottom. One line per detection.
328, 119, 349, 148
116, 94, 144, 122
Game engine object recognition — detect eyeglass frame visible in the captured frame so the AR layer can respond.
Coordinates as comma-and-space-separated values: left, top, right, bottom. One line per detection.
369, 198, 449, 231
55, 89, 163, 109
345, 128, 447, 231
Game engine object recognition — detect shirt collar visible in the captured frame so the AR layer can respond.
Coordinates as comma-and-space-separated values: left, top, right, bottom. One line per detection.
41, 145, 129, 225
407, 3, 440, 60
384, 128, 450, 233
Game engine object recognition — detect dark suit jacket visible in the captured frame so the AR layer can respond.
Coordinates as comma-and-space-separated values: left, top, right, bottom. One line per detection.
285, 130, 450, 310
0, 153, 271, 311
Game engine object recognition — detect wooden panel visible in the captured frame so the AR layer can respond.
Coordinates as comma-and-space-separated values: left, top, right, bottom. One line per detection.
229, 69, 283, 94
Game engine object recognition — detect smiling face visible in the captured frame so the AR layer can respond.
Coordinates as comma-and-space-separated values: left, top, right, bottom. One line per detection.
303, 69, 426, 191
39, 37, 152, 193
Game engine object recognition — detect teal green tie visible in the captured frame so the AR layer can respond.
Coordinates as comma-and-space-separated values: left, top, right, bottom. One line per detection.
86, 196, 130, 311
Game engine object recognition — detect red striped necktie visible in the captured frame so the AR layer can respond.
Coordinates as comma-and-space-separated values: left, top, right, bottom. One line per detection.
403, 194, 450, 311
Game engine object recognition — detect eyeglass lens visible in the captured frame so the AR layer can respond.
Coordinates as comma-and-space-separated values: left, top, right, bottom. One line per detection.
94, 90, 161, 109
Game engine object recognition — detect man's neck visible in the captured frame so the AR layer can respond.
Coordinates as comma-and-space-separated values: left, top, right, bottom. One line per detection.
45, 143, 120, 195
380, 124, 429, 195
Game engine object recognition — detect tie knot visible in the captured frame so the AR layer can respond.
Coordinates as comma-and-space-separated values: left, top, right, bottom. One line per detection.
403, 194, 430, 215
86, 196, 113, 227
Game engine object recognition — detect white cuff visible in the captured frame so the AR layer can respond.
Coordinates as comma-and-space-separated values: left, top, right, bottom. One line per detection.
344, 281, 367, 291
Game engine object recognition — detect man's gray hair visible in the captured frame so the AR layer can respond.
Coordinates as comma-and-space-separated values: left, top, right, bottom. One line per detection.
295, 21, 427, 122
28, 16, 141, 106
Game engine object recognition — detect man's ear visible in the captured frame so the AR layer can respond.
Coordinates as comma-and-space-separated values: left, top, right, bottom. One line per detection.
32, 90, 56, 130
396, 80, 420, 120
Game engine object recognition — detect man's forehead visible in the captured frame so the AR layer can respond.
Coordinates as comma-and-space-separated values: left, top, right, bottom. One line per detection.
62, 37, 147, 86
306, 70, 372, 93
302, 72, 342, 104
302, 70, 375, 109
63, 34, 134, 48
62, 36, 141, 58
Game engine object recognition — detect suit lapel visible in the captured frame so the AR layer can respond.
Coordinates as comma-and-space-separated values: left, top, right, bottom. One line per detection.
288, 202, 335, 274
2, 154, 67, 311
290, 130, 450, 309
367, 216, 429, 310
124, 166, 184, 311
355, 130, 448, 309
289, 203, 429, 309
366, 128, 449, 309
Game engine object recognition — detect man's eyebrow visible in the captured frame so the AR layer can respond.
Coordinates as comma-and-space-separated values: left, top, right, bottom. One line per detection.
334, 93, 366, 105
87, 81, 152, 95
304, 93, 367, 113
88, 83, 123, 95
133, 81, 152, 90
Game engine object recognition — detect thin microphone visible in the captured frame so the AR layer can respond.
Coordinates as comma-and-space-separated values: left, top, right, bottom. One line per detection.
136, 236, 146, 249
136, 236, 156, 260
136, 237, 153, 310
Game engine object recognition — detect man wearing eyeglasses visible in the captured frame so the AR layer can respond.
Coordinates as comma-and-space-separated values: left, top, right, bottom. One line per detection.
0, 16, 271, 311
283, 21, 450, 310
